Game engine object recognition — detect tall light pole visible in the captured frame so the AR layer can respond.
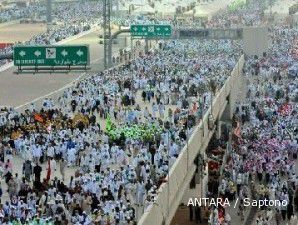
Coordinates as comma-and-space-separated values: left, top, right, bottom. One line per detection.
46, 0, 52, 32
269, 0, 274, 22
103, 0, 112, 69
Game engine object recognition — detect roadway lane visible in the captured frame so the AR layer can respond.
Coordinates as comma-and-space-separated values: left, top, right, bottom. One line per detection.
0, 27, 129, 108
0, 21, 47, 42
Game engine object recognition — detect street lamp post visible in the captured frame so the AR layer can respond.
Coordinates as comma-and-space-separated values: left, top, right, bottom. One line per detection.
103, 0, 112, 69
46, 0, 52, 32
269, 0, 273, 17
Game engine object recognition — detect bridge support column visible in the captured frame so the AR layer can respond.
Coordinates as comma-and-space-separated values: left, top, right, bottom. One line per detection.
145, 39, 149, 53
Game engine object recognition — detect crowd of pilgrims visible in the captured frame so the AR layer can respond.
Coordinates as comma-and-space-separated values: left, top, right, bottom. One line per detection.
206, 0, 264, 28
0, 1, 296, 225
0, 0, 104, 24
207, 24, 298, 225
0, 30, 242, 224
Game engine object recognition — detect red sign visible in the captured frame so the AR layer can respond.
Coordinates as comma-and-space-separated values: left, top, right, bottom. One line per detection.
0, 43, 13, 49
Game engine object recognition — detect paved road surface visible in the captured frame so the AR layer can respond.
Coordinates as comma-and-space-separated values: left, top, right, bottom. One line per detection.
0, 21, 47, 43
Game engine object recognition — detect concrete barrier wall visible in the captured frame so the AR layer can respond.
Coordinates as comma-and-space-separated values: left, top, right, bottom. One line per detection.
138, 55, 246, 225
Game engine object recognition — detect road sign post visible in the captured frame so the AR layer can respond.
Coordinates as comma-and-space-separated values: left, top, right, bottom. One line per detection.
130, 25, 172, 38
13, 45, 90, 73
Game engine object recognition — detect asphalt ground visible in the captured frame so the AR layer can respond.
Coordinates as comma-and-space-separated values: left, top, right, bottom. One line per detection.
0, 21, 47, 43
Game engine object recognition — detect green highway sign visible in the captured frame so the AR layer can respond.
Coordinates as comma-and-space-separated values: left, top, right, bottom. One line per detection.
130, 24, 172, 38
14, 45, 90, 67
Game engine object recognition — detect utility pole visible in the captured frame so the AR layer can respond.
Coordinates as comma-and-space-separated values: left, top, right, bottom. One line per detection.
46, 0, 52, 32
269, 0, 274, 23
115, 0, 120, 16
103, 0, 112, 69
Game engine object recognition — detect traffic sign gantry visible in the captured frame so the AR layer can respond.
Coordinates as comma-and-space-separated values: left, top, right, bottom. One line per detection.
130, 25, 172, 38
13, 45, 90, 67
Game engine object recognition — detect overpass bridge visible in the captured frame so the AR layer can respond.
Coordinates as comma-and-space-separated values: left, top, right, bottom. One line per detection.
104, 26, 267, 67
138, 54, 247, 225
